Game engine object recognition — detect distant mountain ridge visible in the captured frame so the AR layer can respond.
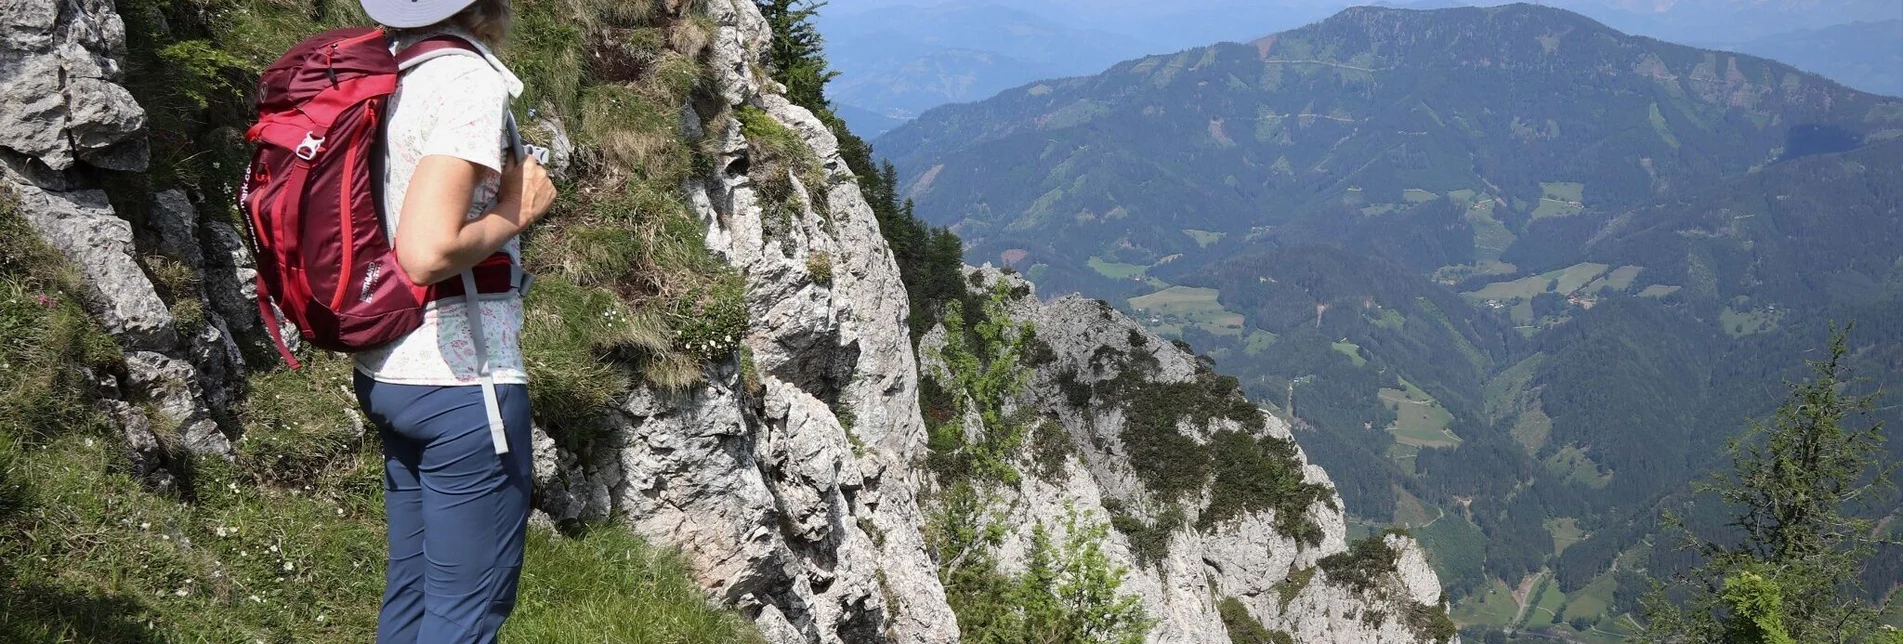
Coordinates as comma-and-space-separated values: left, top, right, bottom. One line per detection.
874, 3, 1903, 637
881, 2, 1901, 297
1707, 20, 1903, 97
817, 1, 1153, 134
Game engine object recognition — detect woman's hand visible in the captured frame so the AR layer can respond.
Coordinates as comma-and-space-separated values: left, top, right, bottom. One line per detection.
499, 156, 557, 230
396, 154, 558, 286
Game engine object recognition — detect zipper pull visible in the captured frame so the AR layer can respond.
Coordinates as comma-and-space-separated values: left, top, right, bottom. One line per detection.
325, 43, 339, 86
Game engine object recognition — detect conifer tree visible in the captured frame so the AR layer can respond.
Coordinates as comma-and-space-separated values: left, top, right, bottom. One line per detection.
1643, 327, 1901, 643
754, 0, 838, 111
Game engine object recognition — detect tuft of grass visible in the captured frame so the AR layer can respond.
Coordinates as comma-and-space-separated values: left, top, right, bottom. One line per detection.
503, 527, 764, 643
1219, 596, 1287, 644
1275, 567, 1316, 611
0, 191, 122, 443
806, 251, 834, 285
235, 352, 372, 486
141, 254, 205, 334
737, 106, 829, 225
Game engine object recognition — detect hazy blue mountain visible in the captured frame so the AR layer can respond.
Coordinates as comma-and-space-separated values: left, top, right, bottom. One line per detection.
832, 103, 911, 138
1707, 20, 1903, 97
872, 3, 1903, 633
1545, 0, 1902, 43
817, 2, 1154, 131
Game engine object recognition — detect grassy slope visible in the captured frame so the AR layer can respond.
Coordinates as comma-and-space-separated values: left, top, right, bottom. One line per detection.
0, 196, 758, 641
1, 0, 768, 638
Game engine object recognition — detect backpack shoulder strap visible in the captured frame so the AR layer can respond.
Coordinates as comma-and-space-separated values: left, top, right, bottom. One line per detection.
394, 35, 481, 71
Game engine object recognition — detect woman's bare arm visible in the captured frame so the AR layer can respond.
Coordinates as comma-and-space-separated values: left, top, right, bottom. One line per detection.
394, 154, 556, 285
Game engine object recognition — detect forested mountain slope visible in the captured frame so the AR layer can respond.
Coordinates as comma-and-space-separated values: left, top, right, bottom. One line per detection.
879, 2, 1902, 301
876, 3, 1903, 639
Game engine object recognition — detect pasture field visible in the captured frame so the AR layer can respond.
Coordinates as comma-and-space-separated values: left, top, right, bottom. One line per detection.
1181, 228, 1226, 247
1380, 383, 1460, 447
1128, 286, 1246, 336
1087, 255, 1148, 279
1545, 518, 1584, 556
1332, 340, 1368, 367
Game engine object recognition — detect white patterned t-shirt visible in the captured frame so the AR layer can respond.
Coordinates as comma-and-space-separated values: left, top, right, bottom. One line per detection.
352, 30, 528, 386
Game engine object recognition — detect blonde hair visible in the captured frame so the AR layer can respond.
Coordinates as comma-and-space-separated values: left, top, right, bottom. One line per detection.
389, 0, 511, 46
448, 0, 512, 46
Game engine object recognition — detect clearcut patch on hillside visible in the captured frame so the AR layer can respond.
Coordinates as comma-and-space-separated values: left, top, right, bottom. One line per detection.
1128, 286, 1246, 336
1182, 228, 1227, 247
1380, 380, 1460, 448
1532, 181, 1587, 219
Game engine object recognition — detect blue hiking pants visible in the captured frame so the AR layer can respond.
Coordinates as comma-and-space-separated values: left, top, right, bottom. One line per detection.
353, 372, 533, 644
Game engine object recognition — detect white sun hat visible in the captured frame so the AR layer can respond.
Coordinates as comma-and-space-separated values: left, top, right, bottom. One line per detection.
361, 0, 481, 28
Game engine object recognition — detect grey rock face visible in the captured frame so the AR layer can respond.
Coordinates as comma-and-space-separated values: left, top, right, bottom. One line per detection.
0, 0, 232, 464
0, 0, 148, 171
3, 176, 175, 349
530, 2, 956, 642
919, 268, 1454, 644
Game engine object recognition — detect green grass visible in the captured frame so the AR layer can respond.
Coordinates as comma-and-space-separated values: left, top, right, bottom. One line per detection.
1392, 486, 1436, 527
1466, 263, 1610, 301
1545, 518, 1584, 556
1559, 570, 1616, 624
504, 529, 763, 643
1088, 256, 1150, 279
1528, 573, 1567, 625
1386, 442, 1421, 475
1638, 284, 1682, 298
1453, 578, 1521, 627
1544, 446, 1614, 489
1242, 330, 1279, 355
1467, 274, 1551, 301
1128, 286, 1246, 335
1, 204, 758, 643
1331, 340, 1368, 367
1182, 228, 1227, 247
1371, 308, 1407, 330
1599, 265, 1643, 292
1414, 515, 1487, 603
1541, 182, 1585, 202
1403, 188, 1439, 203
1532, 199, 1583, 219
1552, 263, 1610, 295
1648, 103, 1681, 149
1510, 402, 1554, 455
1465, 201, 1517, 263
1720, 306, 1783, 337
1379, 384, 1459, 448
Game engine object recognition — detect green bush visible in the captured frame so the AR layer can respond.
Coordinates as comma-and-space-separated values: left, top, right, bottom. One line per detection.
1273, 567, 1316, 610
1318, 534, 1401, 594
1218, 597, 1277, 644
1029, 418, 1073, 482
931, 501, 1154, 644
1405, 601, 1458, 644
1202, 430, 1330, 546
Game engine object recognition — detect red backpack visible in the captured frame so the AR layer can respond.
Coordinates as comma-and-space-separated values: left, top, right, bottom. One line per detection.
241, 27, 515, 369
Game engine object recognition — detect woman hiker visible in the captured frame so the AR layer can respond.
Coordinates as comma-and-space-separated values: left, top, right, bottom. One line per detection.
352, 0, 556, 640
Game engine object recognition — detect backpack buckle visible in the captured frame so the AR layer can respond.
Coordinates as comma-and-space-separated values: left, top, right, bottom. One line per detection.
295, 133, 324, 160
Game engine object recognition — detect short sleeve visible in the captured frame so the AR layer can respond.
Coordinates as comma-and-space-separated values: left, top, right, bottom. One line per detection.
412, 56, 509, 173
